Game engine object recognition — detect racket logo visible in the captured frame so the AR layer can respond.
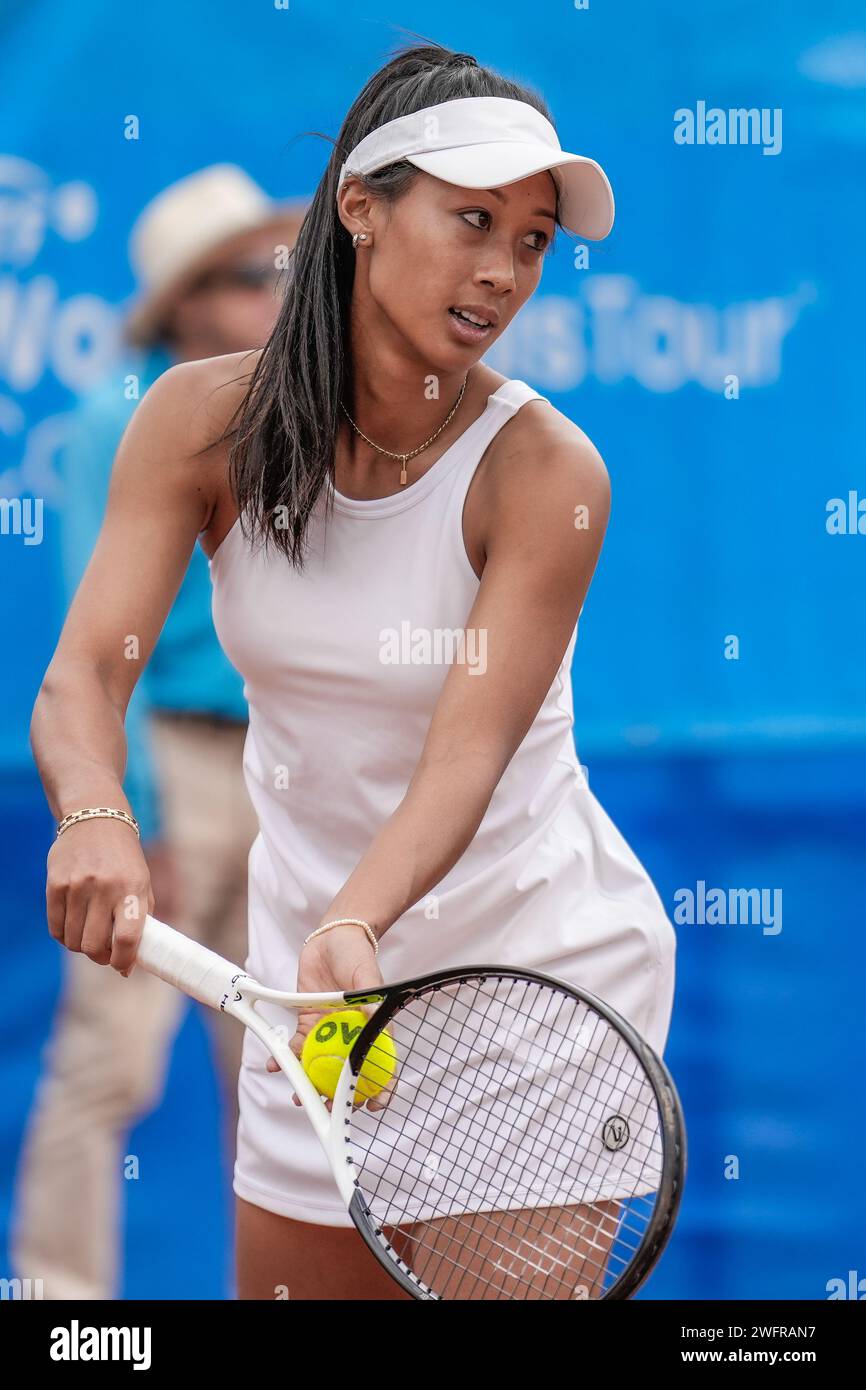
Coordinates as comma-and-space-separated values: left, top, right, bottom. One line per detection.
602, 1114, 630, 1151
220, 972, 252, 1011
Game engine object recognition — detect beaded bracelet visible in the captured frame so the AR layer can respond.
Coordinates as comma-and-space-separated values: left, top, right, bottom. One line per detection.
56, 807, 141, 839
303, 917, 379, 956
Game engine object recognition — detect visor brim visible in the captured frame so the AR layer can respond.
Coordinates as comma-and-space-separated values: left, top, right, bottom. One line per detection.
406, 143, 614, 240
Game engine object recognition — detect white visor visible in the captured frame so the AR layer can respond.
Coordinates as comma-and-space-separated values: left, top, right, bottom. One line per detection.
336, 96, 614, 241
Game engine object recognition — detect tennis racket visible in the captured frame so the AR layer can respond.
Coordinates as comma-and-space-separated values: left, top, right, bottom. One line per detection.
136, 913, 686, 1300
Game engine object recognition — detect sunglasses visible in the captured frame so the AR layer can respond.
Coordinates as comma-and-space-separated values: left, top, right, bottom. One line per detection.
187, 263, 285, 295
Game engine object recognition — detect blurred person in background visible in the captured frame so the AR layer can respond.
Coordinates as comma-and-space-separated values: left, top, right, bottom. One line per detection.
11, 166, 306, 1299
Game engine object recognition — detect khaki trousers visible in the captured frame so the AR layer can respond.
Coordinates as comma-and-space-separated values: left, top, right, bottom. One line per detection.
12, 713, 258, 1299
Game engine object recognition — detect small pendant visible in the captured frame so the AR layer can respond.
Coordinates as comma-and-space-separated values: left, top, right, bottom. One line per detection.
400, 458, 408, 485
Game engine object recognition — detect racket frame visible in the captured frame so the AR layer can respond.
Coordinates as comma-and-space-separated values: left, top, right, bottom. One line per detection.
339, 964, 687, 1301
137, 915, 686, 1300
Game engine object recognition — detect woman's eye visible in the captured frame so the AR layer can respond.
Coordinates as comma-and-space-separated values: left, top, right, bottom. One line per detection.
526, 231, 550, 253
461, 211, 550, 254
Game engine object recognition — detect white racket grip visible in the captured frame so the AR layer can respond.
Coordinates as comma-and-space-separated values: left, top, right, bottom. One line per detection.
137, 914, 244, 1011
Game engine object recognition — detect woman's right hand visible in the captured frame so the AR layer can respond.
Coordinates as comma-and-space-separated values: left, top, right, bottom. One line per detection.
45, 819, 155, 976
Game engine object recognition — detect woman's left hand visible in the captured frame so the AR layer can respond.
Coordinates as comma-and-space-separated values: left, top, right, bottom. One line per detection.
265, 923, 385, 1110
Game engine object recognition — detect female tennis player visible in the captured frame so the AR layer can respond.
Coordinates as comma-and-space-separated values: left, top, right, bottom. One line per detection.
33, 39, 677, 1299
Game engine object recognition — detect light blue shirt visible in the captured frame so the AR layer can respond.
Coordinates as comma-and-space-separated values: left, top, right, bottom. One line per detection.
56, 346, 248, 841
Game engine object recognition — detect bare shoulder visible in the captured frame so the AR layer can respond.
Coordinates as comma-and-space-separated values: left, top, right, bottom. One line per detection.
477, 394, 611, 557
491, 394, 608, 491
151, 347, 262, 458
141, 347, 263, 554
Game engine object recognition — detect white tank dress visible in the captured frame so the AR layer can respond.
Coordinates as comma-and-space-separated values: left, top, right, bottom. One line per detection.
208, 377, 677, 1226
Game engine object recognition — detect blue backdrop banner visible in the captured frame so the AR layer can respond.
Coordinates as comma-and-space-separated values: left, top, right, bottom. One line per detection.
2, 0, 864, 769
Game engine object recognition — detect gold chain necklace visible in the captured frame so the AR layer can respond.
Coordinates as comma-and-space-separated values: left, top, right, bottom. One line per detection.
339, 375, 469, 486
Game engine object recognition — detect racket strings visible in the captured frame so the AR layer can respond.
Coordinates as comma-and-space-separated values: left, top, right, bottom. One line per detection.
363, 1014, 659, 1262
363, 990, 661, 1215
366, 1000, 656, 1251
347, 975, 667, 1299
400, 989, 658, 1298
408, 1193, 626, 1301
368, 980, 658, 1158
360, 976, 658, 1225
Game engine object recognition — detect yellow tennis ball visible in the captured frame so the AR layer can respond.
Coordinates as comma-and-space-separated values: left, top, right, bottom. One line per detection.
355, 1024, 398, 1102
301, 1009, 397, 1103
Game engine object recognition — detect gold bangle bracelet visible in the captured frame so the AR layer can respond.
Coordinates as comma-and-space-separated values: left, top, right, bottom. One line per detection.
56, 807, 141, 839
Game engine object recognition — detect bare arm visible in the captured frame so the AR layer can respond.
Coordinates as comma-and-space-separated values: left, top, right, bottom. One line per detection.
32, 358, 229, 972
321, 412, 611, 944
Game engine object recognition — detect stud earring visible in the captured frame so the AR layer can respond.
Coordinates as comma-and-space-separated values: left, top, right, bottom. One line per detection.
352, 232, 368, 249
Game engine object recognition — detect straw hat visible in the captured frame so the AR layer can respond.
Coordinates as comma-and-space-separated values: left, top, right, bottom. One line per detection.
124, 164, 307, 346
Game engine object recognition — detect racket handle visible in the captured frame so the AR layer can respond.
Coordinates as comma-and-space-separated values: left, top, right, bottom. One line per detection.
136, 914, 244, 1011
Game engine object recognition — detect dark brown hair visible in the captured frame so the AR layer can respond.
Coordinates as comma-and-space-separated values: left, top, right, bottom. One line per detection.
203, 33, 563, 570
